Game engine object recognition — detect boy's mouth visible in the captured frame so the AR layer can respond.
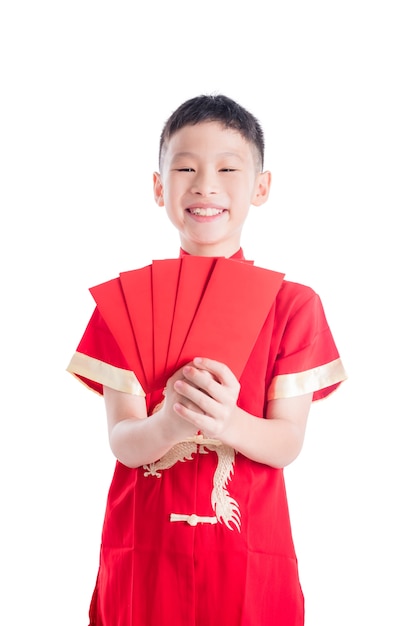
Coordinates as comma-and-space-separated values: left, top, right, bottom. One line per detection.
187, 207, 225, 217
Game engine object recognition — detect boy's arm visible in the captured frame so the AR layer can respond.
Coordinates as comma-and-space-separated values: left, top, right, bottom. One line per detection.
104, 365, 202, 468
222, 394, 312, 468
105, 357, 312, 470
172, 357, 312, 469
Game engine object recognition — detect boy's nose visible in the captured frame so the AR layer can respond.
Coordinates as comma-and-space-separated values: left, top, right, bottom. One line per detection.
190, 170, 218, 195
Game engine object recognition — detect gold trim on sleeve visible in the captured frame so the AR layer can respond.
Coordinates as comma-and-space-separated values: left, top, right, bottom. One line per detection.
267, 357, 347, 400
66, 351, 145, 396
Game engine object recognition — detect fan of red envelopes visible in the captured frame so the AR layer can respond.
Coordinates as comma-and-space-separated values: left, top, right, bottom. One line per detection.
89, 256, 284, 393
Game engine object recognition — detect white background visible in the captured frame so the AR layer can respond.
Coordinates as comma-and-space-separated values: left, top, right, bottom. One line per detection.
1, 1, 417, 624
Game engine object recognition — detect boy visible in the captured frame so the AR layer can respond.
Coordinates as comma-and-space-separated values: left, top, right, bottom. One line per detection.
68, 94, 347, 625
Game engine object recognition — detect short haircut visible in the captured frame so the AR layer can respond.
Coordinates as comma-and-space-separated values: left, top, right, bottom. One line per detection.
158, 94, 265, 171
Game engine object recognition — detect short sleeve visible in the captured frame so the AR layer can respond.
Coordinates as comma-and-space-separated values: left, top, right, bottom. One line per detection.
66, 307, 144, 396
267, 283, 347, 402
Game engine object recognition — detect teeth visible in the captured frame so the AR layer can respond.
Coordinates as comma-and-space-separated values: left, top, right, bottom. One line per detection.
189, 207, 223, 216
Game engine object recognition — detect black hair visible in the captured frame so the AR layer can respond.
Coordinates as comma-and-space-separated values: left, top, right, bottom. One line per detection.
158, 94, 265, 170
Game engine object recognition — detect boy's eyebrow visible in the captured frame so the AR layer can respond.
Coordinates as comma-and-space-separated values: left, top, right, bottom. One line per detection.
171, 151, 245, 161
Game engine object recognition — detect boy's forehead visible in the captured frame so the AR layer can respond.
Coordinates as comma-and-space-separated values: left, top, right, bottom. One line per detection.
163, 122, 254, 160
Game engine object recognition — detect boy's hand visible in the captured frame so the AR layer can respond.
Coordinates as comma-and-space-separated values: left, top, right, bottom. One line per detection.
172, 357, 241, 440
160, 364, 203, 440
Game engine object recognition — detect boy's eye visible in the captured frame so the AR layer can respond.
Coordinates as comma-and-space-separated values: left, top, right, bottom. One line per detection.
176, 168, 195, 172
219, 168, 237, 172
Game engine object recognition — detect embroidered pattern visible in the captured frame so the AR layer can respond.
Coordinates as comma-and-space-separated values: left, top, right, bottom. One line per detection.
143, 435, 241, 531
143, 440, 197, 477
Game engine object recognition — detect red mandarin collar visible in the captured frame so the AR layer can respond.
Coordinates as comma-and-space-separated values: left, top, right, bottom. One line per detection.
179, 248, 246, 261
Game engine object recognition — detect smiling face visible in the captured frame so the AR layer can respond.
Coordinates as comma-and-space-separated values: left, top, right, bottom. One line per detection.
153, 121, 271, 257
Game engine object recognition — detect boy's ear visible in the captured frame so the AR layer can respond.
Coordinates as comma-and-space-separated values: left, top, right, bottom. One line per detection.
153, 172, 165, 206
251, 170, 271, 206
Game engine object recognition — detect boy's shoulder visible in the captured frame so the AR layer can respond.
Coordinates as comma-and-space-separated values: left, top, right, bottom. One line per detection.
280, 278, 316, 297
276, 278, 319, 312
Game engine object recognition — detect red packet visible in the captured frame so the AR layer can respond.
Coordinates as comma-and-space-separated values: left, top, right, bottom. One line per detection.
119, 265, 154, 390
151, 258, 182, 390
165, 255, 216, 376
90, 257, 284, 393
178, 259, 285, 379
89, 277, 148, 389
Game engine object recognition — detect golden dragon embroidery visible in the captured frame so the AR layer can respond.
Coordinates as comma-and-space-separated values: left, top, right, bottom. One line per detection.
143, 434, 241, 531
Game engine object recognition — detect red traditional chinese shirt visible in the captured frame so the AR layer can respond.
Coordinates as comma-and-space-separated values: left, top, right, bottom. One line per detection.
67, 250, 347, 626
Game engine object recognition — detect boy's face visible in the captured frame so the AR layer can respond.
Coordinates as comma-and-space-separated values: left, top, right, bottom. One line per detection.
153, 121, 271, 257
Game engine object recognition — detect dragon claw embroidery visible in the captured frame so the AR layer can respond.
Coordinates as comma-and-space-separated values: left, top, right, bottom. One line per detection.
143, 435, 241, 531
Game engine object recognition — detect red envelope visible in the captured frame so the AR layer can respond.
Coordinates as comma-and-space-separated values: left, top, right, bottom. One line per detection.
151, 258, 181, 390
119, 265, 154, 389
177, 258, 285, 378
89, 276, 147, 386
89, 257, 284, 393
165, 255, 216, 375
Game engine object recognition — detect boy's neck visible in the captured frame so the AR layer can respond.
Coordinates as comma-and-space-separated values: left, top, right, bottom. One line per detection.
180, 247, 245, 260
